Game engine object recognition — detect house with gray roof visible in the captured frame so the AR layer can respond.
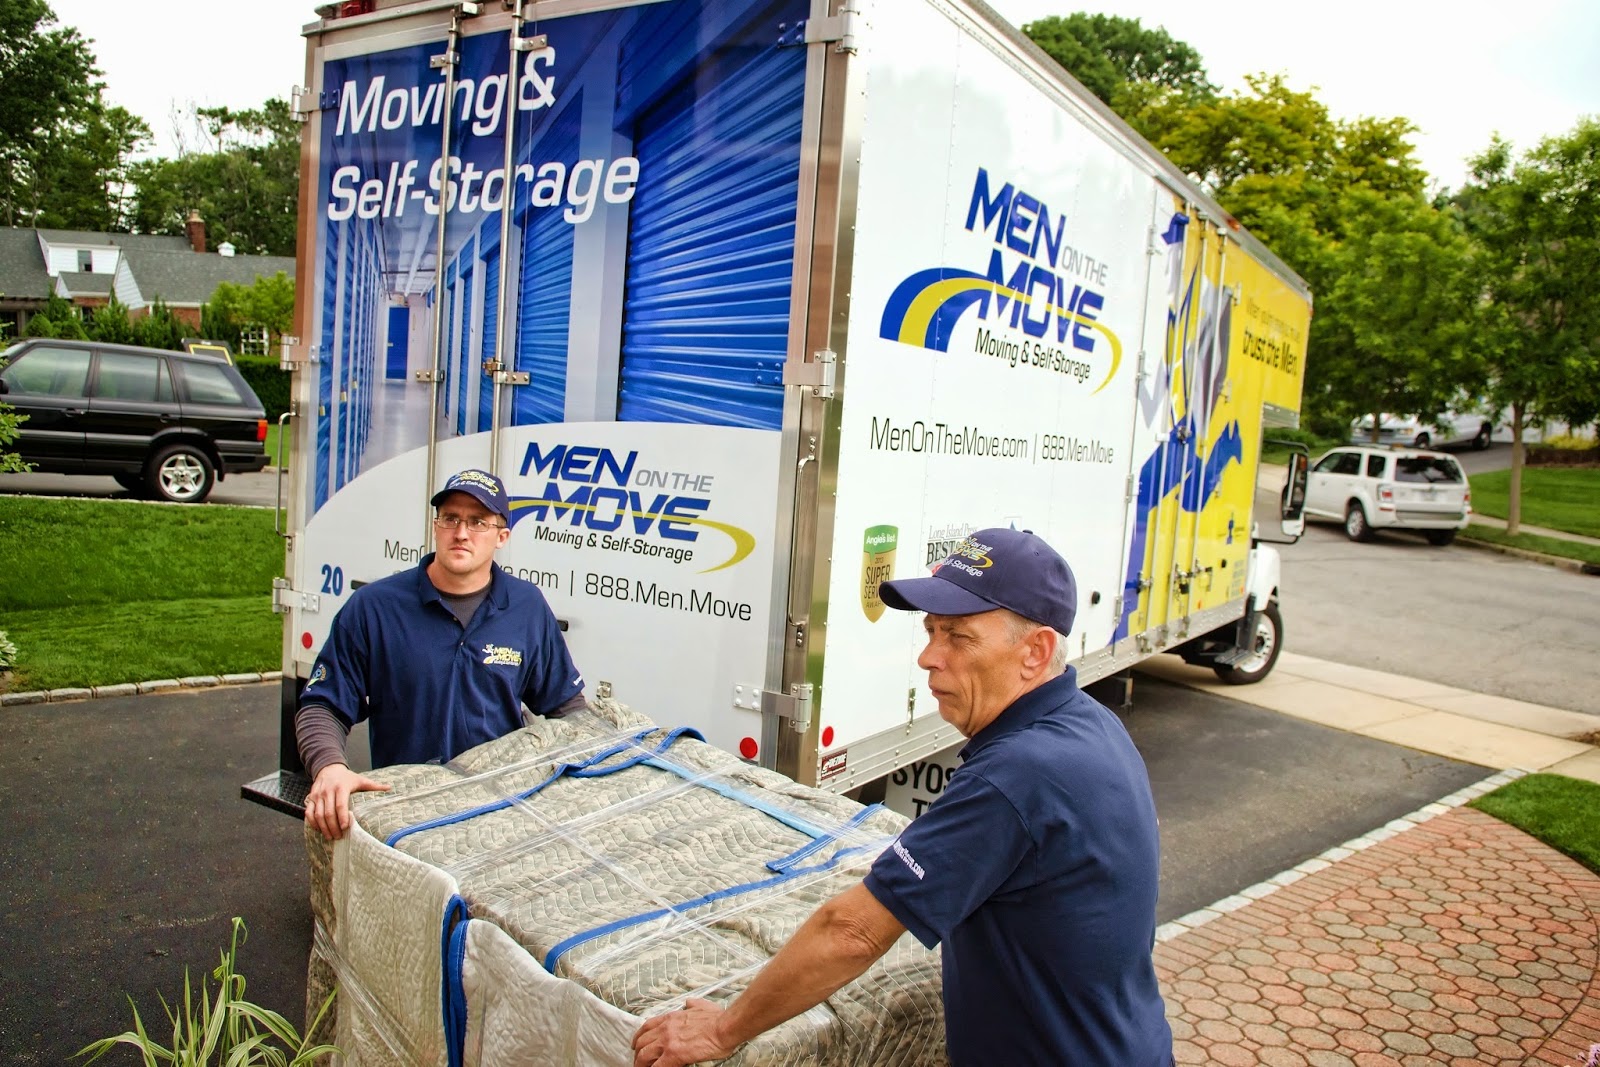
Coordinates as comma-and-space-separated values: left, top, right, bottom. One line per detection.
0, 215, 294, 337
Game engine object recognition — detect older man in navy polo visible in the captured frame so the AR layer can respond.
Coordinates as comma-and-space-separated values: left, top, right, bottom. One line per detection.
633, 527, 1172, 1067
297, 468, 586, 840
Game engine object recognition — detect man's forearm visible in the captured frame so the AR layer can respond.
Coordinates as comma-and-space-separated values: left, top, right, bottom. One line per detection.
295, 703, 351, 780
718, 884, 903, 1048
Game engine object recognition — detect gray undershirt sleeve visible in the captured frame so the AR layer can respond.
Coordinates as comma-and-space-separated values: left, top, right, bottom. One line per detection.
295, 703, 352, 781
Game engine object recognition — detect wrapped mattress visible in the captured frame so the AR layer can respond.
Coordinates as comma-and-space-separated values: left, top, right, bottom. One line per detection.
305, 699, 947, 1066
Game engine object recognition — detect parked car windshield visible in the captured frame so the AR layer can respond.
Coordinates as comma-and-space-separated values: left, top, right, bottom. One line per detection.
1394, 456, 1464, 483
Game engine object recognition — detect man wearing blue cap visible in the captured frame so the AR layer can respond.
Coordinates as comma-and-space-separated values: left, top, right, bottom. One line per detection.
298, 469, 586, 839
633, 528, 1172, 1067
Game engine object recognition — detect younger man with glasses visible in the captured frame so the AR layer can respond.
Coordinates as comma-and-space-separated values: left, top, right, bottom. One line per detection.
297, 468, 586, 839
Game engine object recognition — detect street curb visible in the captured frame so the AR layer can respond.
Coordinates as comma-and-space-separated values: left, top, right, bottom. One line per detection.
1154, 767, 1528, 943
1, 671, 283, 707
1457, 533, 1593, 574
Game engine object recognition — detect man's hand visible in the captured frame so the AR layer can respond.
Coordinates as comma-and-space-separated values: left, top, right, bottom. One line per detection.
305, 764, 391, 840
632, 999, 738, 1067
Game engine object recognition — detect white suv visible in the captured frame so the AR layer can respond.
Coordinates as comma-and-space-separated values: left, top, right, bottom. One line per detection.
1304, 445, 1472, 545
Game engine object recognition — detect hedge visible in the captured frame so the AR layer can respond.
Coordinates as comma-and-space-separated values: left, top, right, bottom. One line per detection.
234, 355, 290, 420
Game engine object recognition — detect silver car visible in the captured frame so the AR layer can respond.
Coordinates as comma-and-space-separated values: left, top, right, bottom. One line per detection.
1303, 445, 1471, 545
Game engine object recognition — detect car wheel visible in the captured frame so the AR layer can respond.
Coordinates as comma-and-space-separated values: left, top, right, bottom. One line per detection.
1414, 432, 1431, 448
1425, 529, 1457, 546
1344, 501, 1374, 542
112, 472, 146, 495
146, 443, 215, 503
1473, 425, 1491, 451
1214, 601, 1283, 685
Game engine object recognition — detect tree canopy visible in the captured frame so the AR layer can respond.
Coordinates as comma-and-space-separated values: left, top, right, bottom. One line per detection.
129, 100, 300, 256
1023, 13, 1213, 108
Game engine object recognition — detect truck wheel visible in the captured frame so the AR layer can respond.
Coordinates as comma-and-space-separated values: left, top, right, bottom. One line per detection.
146, 443, 215, 503
1213, 602, 1282, 685
1473, 424, 1491, 450
1414, 432, 1431, 448
1344, 502, 1374, 542
1425, 529, 1457, 546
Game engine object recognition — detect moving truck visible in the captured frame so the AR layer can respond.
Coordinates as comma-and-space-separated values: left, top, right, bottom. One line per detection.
246, 0, 1314, 818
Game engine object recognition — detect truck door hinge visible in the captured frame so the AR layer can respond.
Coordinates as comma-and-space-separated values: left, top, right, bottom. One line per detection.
806, 6, 860, 52
414, 369, 440, 383
784, 349, 836, 399
733, 683, 815, 734
482, 360, 530, 385
289, 87, 314, 123
272, 578, 321, 616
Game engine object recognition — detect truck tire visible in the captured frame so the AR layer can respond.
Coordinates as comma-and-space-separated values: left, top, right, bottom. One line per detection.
1473, 424, 1491, 450
1344, 502, 1374, 542
1213, 601, 1282, 685
146, 443, 215, 503
1414, 432, 1431, 448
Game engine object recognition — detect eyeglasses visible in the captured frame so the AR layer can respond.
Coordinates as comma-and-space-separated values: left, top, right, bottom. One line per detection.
433, 515, 504, 533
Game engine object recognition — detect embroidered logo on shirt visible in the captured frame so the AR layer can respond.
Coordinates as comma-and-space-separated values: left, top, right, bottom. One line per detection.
482, 643, 523, 667
892, 839, 925, 880
305, 663, 327, 688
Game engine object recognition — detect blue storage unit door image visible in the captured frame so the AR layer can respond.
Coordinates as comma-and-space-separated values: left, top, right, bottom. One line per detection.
456, 259, 473, 436
386, 305, 409, 379
477, 246, 499, 432
512, 101, 580, 426
616, 12, 806, 430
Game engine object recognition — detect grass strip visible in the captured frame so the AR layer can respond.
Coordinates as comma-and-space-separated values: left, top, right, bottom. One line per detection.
0, 497, 282, 611
1469, 773, 1600, 875
1468, 468, 1600, 538
3, 597, 280, 692
0, 498, 284, 689
1462, 524, 1600, 567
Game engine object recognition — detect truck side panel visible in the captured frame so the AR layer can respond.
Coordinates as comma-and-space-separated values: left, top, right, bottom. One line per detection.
289, 0, 814, 759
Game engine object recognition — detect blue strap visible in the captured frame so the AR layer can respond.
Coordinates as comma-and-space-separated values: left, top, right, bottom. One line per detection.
639, 757, 832, 841
384, 728, 702, 847
439, 896, 469, 1067
542, 838, 885, 973
765, 804, 884, 873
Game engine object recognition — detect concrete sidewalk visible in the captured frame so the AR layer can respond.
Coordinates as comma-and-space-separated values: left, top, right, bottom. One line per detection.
1140, 653, 1600, 1065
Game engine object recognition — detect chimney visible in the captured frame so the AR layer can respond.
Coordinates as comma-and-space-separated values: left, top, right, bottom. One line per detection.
185, 209, 207, 253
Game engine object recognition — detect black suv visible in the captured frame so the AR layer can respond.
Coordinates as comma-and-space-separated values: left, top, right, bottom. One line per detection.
0, 338, 268, 503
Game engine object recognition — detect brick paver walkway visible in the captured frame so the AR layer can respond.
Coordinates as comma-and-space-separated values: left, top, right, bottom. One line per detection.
1156, 807, 1600, 1066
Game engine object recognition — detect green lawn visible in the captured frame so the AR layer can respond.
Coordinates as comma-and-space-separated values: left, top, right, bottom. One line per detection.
1468, 467, 1600, 538
264, 422, 286, 468
1471, 773, 1600, 874
1463, 523, 1600, 567
0, 498, 283, 690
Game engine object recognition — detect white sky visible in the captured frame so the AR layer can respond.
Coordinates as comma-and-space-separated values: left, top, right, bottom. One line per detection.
50, 0, 1599, 191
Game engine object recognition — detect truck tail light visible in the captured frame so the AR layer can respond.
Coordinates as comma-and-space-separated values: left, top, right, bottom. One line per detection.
1464, 487, 1471, 513
257, 419, 268, 442
1378, 485, 1394, 510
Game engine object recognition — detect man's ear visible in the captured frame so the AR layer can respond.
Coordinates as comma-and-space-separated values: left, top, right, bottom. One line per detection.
1020, 625, 1055, 677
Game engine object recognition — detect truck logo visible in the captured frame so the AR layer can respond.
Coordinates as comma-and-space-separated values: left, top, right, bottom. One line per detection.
860, 525, 898, 622
509, 442, 756, 573
877, 168, 1121, 394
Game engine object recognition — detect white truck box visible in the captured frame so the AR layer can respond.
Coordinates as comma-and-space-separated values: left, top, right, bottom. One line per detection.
248, 0, 1313, 816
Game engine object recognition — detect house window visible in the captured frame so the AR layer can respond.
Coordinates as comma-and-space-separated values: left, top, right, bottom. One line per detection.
78, 250, 93, 272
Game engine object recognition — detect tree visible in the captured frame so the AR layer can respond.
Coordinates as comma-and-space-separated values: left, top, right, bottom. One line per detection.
25, 101, 150, 230
1311, 191, 1484, 439
129, 100, 301, 256
1458, 121, 1600, 534
0, 0, 97, 224
26, 293, 88, 339
202, 272, 297, 351
1023, 13, 1213, 108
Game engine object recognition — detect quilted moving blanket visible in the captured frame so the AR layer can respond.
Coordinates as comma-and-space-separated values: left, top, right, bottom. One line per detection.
305, 699, 947, 1066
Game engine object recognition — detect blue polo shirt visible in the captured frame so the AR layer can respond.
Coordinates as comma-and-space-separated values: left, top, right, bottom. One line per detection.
864, 669, 1172, 1067
299, 554, 583, 768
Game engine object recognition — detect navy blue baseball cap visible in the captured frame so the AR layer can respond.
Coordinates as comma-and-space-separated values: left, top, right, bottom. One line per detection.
430, 469, 511, 522
879, 527, 1077, 636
